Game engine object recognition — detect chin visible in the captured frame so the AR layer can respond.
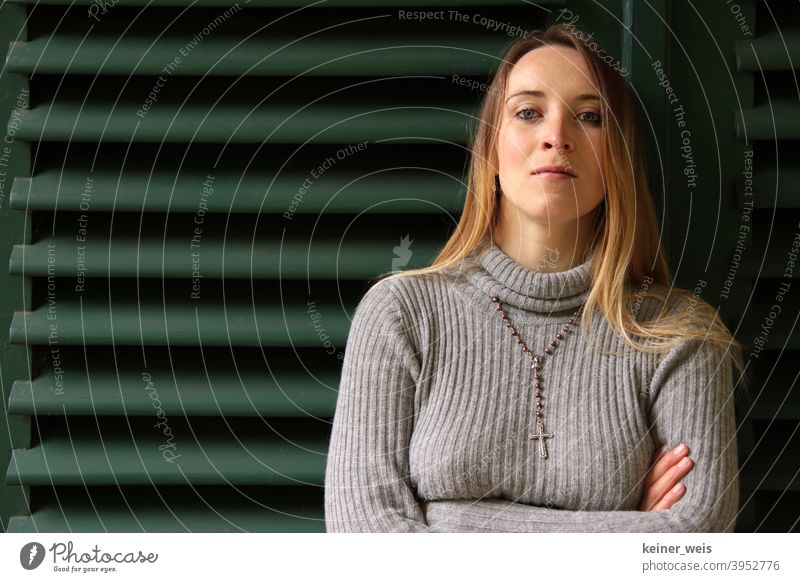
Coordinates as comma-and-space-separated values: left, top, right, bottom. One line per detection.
522, 197, 582, 215
503, 194, 582, 220
520, 209, 582, 226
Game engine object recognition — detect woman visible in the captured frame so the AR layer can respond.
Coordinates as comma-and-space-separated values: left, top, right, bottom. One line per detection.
324, 23, 746, 532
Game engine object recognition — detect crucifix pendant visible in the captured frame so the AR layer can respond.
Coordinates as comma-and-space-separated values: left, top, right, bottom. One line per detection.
529, 417, 553, 459
491, 296, 581, 463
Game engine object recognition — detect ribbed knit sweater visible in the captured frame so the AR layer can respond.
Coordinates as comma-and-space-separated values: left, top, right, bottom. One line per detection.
324, 240, 739, 532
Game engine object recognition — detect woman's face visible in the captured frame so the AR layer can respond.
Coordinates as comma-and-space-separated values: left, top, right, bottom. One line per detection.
496, 45, 606, 229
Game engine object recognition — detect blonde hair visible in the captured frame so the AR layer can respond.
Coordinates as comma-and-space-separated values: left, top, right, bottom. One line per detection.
371, 23, 748, 395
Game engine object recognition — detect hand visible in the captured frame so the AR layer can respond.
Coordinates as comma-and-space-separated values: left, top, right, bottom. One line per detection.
638, 443, 695, 512
419, 444, 694, 519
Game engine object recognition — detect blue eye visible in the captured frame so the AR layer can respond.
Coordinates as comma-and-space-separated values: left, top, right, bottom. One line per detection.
578, 111, 602, 124
514, 108, 539, 121
514, 108, 602, 124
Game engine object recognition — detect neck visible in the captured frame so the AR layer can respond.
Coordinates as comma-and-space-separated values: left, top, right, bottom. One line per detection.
492, 206, 599, 272
459, 237, 594, 318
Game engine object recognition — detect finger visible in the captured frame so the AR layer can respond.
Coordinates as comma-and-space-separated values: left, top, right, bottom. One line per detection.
640, 479, 687, 512
640, 457, 695, 509
648, 482, 686, 512
645, 444, 690, 488
648, 443, 688, 474
649, 483, 686, 512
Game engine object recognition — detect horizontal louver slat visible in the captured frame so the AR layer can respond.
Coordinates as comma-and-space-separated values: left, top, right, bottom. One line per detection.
9, 237, 441, 278
10, 102, 475, 143
8, 370, 338, 416
735, 31, 800, 71
735, 102, 800, 139
10, 301, 352, 346
8, 487, 325, 533
8, 437, 327, 486
9, 153, 465, 213
7, 37, 507, 76
7, 418, 328, 486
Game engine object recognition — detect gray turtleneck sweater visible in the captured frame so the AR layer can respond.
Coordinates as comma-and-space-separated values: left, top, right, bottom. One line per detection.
324, 241, 739, 532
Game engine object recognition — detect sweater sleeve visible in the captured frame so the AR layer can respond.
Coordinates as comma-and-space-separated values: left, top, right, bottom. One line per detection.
423, 335, 740, 533
324, 279, 452, 532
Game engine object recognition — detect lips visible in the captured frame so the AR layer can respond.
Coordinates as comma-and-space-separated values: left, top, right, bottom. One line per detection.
532, 164, 576, 177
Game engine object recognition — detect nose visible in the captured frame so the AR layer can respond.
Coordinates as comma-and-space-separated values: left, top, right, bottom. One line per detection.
541, 112, 573, 153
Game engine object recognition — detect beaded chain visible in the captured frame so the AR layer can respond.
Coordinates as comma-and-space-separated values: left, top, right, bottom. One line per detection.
491, 296, 584, 459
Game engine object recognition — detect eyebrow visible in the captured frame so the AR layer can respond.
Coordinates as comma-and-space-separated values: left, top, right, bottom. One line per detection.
505, 90, 601, 104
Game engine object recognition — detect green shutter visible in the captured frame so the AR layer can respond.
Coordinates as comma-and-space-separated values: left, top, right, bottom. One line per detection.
732, 1, 800, 532
0, 1, 32, 534
651, 0, 799, 531
7, 0, 794, 534
1, 0, 576, 532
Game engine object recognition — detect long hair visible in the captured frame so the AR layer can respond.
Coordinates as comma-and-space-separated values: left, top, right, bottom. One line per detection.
371, 23, 748, 393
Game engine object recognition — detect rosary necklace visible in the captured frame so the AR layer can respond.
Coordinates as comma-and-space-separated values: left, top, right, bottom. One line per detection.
491, 296, 584, 459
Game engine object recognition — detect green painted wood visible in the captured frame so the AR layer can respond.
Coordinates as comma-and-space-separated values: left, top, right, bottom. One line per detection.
7, 37, 507, 76
8, 368, 339, 416
735, 102, 800, 140
6, 488, 325, 533
737, 170, 800, 209
8, 503, 324, 532
9, 236, 442, 278
10, 301, 353, 346
0, 1, 33, 532
9, 169, 465, 213
7, 428, 328, 486
9, 102, 476, 144
736, 31, 800, 71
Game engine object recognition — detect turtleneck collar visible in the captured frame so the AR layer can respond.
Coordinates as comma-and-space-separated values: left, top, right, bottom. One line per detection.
459, 239, 593, 318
